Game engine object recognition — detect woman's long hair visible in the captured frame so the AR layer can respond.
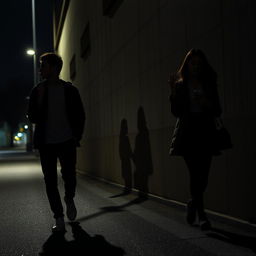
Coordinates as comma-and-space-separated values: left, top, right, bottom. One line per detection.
176, 49, 217, 86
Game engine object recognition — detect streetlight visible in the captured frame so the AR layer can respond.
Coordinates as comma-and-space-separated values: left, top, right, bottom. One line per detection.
26, 48, 36, 78
26, 0, 37, 85
26, 0, 37, 152
26, 49, 35, 56
31, 0, 37, 86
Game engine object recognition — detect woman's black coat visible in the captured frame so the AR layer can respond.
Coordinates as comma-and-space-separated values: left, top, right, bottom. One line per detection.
169, 81, 222, 156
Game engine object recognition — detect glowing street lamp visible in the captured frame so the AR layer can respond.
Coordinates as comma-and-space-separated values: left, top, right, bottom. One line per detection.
26, 49, 35, 56
26, 48, 37, 86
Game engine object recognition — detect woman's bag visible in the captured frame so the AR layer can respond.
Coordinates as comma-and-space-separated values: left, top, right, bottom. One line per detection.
214, 117, 233, 150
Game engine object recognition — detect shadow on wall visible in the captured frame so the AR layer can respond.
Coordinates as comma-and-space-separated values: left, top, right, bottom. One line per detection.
133, 106, 154, 198
116, 107, 153, 199
39, 222, 125, 255
118, 118, 133, 194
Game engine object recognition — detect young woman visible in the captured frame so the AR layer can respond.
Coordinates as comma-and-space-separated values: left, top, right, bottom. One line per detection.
169, 49, 222, 230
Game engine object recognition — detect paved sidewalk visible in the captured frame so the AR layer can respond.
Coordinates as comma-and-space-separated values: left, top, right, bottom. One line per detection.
0, 147, 39, 161
0, 158, 255, 255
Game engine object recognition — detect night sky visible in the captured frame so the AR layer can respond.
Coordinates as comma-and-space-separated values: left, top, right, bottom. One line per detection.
0, 1, 53, 130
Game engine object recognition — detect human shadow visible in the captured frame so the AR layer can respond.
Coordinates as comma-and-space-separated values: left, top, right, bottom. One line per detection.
206, 227, 256, 253
133, 106, 153, 198
76, 196, 147, 223
111, 118, 133, 198
100, 196, 148, 212
109, 190, 132, 198
39, 232, 67, 256
39, 222, 125, 256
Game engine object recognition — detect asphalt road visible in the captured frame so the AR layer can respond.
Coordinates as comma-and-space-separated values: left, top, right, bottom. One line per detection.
0, 151, 255, 256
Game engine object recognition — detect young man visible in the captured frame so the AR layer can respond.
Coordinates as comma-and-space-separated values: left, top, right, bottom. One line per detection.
27, 53, 85, 232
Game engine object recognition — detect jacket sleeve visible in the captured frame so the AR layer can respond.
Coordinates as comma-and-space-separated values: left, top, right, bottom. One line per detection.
72, 87, 86, 141
27, 87, 38, 124
212, 86, 222, 117
204, 85, 222, 117
169, 84, 187, 118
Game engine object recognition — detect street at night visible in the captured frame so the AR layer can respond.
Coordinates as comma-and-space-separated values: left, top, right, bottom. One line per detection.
0, 151, 255, 256
0, 1, 255, 255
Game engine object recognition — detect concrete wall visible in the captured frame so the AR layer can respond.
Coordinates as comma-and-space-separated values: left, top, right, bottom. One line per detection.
56, 0, 256, 222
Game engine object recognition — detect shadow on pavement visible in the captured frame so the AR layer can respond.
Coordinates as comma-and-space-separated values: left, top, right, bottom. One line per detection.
206, 227, 256, 253
76, 196, 148, 223
101, 196, 147, 211
39, 222, 125, 255
109, 190, 132, 198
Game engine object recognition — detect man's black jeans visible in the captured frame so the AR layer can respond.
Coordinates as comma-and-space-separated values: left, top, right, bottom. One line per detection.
39, 139, 77, 219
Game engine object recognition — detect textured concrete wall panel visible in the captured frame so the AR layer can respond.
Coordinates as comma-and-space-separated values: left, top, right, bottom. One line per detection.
57, 0, 256, 222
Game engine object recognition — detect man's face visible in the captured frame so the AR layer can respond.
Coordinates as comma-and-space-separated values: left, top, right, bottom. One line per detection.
39, 60, 54, 79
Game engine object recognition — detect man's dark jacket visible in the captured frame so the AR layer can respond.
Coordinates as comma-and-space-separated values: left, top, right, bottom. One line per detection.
27, 80, 85, 149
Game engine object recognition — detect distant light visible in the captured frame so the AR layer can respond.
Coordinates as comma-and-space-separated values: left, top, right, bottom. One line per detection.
17, 133, 23, 137
26, 49, 35, 55
14, 136, 20, 141
24, 125, 28, 129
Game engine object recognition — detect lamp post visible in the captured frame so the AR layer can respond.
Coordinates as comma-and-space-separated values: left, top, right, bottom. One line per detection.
26, 48, 35, 152
32, 0, 37, 86
26, 0, 37, 152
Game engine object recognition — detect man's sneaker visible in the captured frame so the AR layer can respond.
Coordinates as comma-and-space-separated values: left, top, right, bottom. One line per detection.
52, 217, 66, 233
64, 196, 77, 221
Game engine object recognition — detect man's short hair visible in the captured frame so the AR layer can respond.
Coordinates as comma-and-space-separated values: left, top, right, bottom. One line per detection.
40, 52, 63, 75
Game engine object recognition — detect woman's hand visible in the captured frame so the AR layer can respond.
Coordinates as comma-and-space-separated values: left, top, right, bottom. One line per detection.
168, 73, 177, 96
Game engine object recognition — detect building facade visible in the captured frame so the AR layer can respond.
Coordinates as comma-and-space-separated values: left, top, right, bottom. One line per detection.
54, 0, 256, 223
